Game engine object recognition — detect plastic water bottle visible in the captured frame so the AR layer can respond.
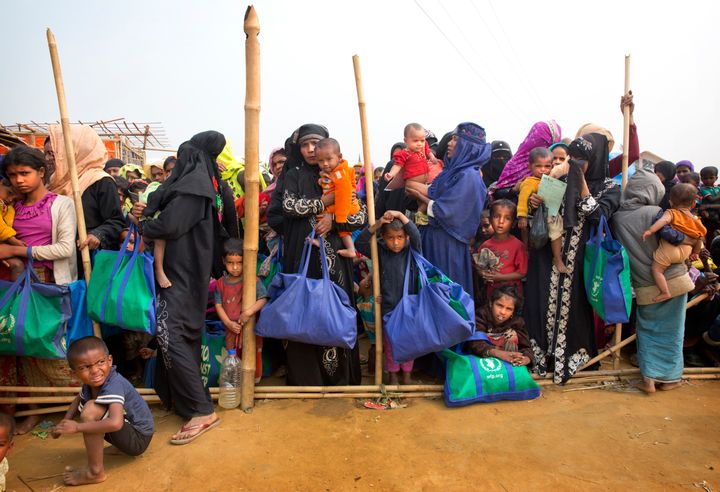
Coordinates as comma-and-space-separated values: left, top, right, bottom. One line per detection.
218, 349, 240, 409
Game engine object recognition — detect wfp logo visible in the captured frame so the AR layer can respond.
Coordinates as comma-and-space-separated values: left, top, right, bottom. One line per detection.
0, 315, 15, 336
479, 358, 502, 372
590, 275, 602, 301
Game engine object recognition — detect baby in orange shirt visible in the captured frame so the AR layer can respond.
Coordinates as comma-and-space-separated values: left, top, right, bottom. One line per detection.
642, 183, 706, 302
315, 138, 360, 258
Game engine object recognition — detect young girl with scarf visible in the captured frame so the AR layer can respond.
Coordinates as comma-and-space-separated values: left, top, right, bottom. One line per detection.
468, 285, 532, 367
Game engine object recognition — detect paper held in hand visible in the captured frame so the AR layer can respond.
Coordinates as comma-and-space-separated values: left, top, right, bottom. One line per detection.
538, 175, 567, 217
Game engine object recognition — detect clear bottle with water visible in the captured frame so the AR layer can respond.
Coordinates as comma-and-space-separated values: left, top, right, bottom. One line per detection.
218, 349, 240, 409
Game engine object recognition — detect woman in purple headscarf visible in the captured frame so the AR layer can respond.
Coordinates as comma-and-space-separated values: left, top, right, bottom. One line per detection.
409, 122, 491, 297
494, 120, 562, 191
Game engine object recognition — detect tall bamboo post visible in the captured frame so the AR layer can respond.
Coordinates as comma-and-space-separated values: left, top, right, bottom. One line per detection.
621, 54, 631, 191
47, 29, 100, 337
240, 5, 260, 412
352, 55, 383, 383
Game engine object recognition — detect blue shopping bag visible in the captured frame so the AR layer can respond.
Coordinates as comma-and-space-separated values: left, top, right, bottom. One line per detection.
583, 215, 632, 324
384, 250, 475, 363
255, 230, 357, 349
66, 280, 93, 346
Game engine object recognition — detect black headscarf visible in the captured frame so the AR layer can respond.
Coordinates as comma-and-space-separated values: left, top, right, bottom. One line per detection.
267, 124, 329, 235
483, 140, 513, 186
144, 130, 226, 216
104, 158, 124, 172
563, 133, 609, 228
655, 160, 677, 210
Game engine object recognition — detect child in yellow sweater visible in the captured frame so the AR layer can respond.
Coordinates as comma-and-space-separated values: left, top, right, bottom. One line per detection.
0, 178, 25, 280
516, 148, 569, 271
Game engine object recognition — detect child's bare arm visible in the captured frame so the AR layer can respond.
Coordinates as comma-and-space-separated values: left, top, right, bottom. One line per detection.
384, 164, 402, 181
54, 402, 124, 436
238, 298, 268, 325
642, 211, 672, 239
52, 395, 81, 438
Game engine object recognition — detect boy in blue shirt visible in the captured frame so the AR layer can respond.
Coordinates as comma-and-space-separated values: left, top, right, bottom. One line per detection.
52, 336, 154, 486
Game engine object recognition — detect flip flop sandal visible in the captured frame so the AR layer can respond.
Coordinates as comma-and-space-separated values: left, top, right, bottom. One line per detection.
170, 418, 221, 445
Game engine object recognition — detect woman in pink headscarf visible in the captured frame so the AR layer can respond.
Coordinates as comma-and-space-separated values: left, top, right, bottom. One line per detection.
494, 120, 562, 191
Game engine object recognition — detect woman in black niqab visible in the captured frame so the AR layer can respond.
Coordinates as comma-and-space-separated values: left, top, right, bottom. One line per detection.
138, 130, 226, 443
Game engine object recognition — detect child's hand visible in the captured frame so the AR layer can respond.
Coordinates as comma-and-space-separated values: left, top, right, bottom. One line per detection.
689, 253, 700, 262
224, 320, 243, 334
375, 295, 382, 305
641, 230, 653, 241
517, 217, 528, 230
481, 271, 496, 283
238, 311, 252, 325
382, 211, 395, 222
384, 172, 394, 182
53, 419, 79, 435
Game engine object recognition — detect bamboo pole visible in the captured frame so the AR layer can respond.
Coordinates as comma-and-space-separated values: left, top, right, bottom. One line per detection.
241, 5, 261, 412
613, 323, 622, 369
47, 29, 100, 338
7, 371, 720, 410
621, 54, 631, 191
352, 55, 383, 384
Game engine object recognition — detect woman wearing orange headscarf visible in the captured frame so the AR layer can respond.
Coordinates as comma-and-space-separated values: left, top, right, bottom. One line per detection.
45, 124, 125, 251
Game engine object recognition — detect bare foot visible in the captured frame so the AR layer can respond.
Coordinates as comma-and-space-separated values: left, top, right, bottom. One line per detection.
553, 258, 569, 274
652, 291, 672, 303
639, 377, 656, 394
658, 381, 683, 391
401, 372, 415, 385
388, 372, 400, 385
63, 466, 107, 486
337, 248, 356, 258
15, 414, 41, 435
104, 445, 123, 455
156, 270, 172, 289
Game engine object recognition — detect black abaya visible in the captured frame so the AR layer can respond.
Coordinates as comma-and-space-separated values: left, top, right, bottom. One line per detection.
273, 160, 366, 386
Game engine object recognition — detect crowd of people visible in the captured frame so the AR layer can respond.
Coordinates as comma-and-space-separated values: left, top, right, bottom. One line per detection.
0, 92, 719, 486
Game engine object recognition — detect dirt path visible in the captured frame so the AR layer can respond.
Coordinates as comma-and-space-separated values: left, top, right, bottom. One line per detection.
6, 381, 720, 491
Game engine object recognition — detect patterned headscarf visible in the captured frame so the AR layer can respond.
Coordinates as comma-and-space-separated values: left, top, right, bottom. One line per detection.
495, 120, 561, 189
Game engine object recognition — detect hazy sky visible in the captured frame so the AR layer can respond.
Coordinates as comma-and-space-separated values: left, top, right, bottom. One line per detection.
3, 0, 719, 169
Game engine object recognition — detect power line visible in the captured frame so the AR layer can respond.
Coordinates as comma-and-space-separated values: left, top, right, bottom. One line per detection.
436, 1, 531, 121
413, 0, 526, 125
485, 0, 550, 114
466, 0, 544, 114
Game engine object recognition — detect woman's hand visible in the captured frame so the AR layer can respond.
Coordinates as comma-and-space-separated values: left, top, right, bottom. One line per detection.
620, 92, 634, 117
528, 193, 544, 209
315, 214, 333, 236
131, 202, 147, 219
79, 234, 101, 251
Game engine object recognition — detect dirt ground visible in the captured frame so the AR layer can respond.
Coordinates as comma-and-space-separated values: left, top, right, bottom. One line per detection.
5, 379, 720, 491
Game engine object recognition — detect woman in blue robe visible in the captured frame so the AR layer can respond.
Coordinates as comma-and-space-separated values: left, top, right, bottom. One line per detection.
409, 122, 491, 297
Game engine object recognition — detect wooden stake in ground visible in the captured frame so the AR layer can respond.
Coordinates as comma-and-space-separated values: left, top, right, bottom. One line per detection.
621, 54, 631, 191
47, 28, 100, 338
352, 55, 383, 383
241, 5, 260, 412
